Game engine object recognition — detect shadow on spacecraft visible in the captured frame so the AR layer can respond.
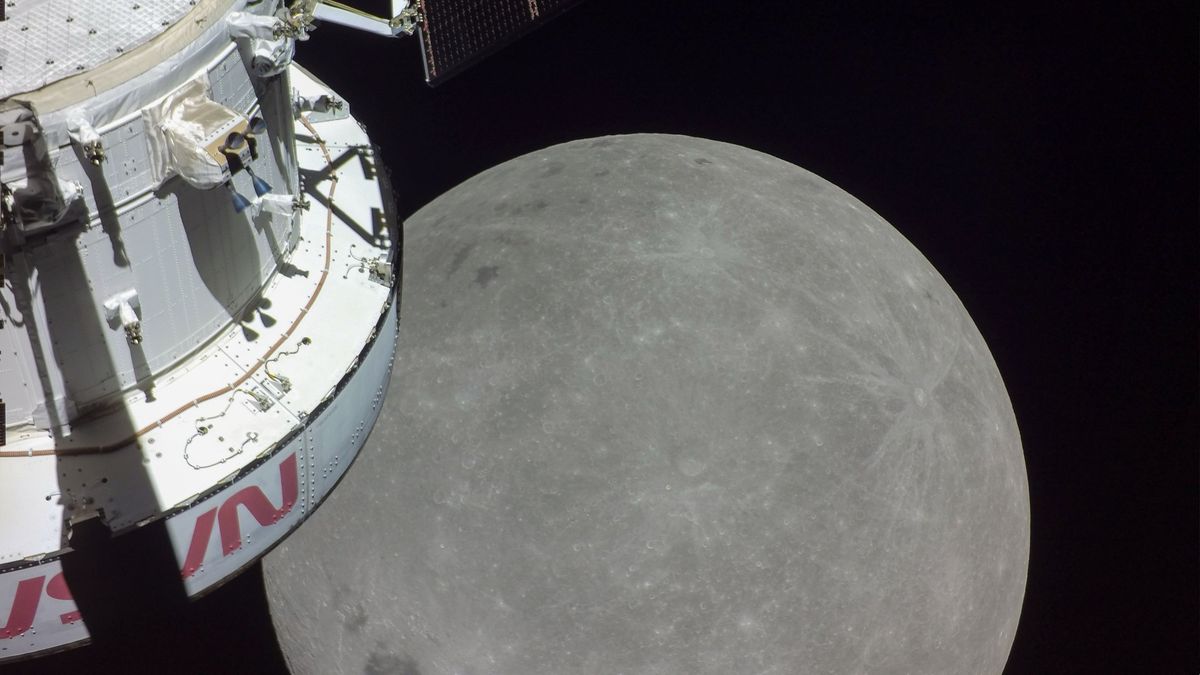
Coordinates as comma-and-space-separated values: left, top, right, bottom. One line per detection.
0, 0, 578, 661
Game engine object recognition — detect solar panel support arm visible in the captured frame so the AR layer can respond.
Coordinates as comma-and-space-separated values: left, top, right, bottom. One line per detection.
312, 0, 420, 37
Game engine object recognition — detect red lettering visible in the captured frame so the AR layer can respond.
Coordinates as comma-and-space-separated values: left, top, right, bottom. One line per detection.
180, 509, 218, 580
218, 454, 297, 554
0, 576, 44, 639
0, 454, 300, 639
44, 572, 80, 624
180, 453, 298, 579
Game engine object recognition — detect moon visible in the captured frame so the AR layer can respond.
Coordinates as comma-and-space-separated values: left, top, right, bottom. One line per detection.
263, 134, 1029, 675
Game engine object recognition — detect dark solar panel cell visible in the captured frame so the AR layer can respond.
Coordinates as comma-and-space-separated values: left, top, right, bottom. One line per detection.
417, 0, 581, 85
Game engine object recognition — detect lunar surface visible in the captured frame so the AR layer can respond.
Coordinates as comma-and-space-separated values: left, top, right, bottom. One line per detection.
264, 134, 1029, 674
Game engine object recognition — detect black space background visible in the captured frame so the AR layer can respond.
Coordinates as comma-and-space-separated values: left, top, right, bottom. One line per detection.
7, 1, 1196, 673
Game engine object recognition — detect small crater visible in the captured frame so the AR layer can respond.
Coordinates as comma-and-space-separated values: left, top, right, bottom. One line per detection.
590, 138, 614, 148
473, 265, 500, 288
694, 157, 713, 166
540, 161, 565, 177
593, 169, 610, 177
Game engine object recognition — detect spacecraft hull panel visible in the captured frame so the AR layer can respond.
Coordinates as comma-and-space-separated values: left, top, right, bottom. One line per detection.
0, 297, 395, 660
0, 0, 200, 100
0, 44, 292, 427
169, 287, 398, 597
0, 56, 400, 661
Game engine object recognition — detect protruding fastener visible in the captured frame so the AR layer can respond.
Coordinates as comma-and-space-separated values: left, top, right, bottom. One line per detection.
102, 289, 143, 345
84, 141, 105, 165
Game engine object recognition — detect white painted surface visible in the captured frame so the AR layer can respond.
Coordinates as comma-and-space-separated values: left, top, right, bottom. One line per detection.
0, 0, 197, 99
0, 62, 399, 661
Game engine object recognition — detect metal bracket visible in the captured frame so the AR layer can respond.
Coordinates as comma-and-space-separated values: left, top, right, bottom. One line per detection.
390, 4, 420, 35
312, 0, 421, 38
367, 258, 393, 287
245, 387, 275, 412
67, 113, 105, 165
278, 0, 319, 39
102, 289, 143, 345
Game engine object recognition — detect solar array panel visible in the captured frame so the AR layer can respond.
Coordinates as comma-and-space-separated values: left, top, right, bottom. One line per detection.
417, 0, 581, 85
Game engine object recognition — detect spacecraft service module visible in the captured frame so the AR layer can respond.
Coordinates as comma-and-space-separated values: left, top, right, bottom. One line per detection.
0, 0, 448, 660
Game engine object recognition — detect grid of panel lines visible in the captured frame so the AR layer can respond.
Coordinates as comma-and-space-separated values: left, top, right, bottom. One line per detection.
417, 0, 580, 85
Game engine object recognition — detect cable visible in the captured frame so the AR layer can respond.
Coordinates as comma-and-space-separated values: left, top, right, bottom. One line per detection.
0, 113, 337, 458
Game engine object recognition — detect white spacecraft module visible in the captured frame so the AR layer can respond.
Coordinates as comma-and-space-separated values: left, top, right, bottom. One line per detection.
0, 0, 435, 661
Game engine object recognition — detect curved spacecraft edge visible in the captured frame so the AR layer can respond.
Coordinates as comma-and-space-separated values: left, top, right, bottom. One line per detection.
0, 0, 426, 661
